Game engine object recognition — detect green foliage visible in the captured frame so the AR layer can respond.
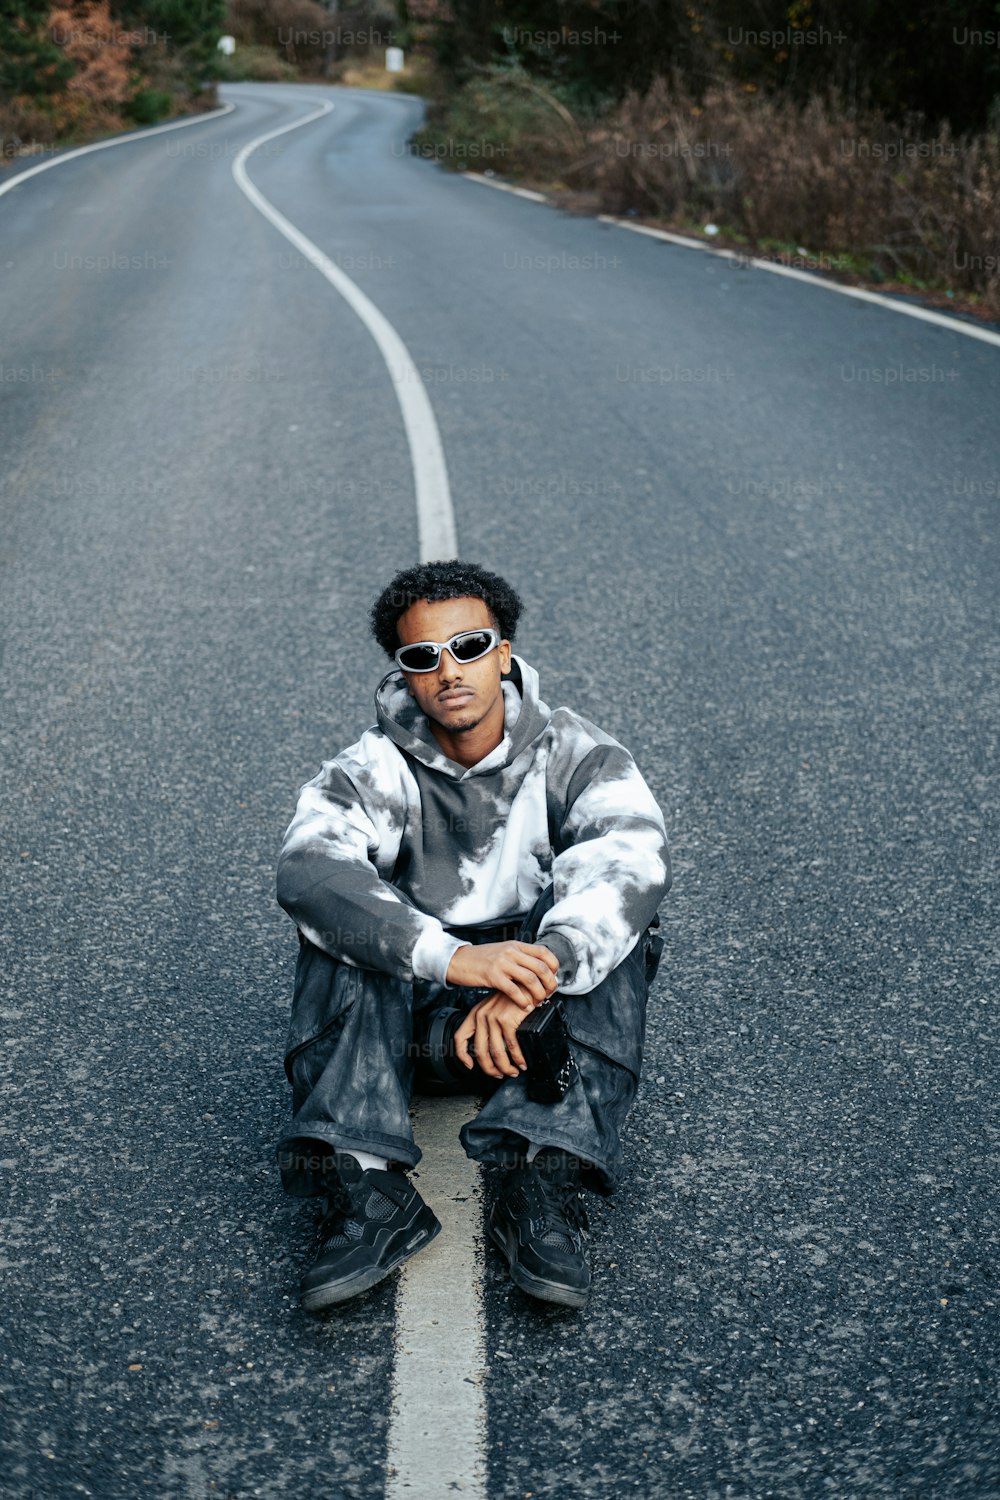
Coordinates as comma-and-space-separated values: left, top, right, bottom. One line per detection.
0, 0, 74, 102
411, 0, 1000, 135
125, 87, 175, 122
411, 61, 590, 179
113, 0, 229, 82
213, 44, 299, 81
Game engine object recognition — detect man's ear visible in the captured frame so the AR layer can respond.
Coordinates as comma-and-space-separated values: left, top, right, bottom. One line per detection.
499, 639, 512, 673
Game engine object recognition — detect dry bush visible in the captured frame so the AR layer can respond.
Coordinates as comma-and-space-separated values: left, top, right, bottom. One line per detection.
0, 95, 62, 160
412, 64, 586, 181
214, 44, 299, 81
2, 0, 134, 151
45, 0, 133, 134
224, 0, 393, 73
582, 76, 1000, 313
226, 0, 328, 61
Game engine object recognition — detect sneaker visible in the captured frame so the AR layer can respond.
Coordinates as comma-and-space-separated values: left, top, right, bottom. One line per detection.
488, 1147, 591, 1308
300, 1151, 441, 1312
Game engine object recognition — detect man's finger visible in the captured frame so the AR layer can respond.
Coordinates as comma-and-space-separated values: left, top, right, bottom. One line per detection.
453, 1013, 477, 1068
514, 942, 561, 973
493, 972, 539, 1010
487, 1016, 520, 1078
514, 950, 561, 984
509, 962, 556, 1002
502, 1022, 527, 1071
475, 1012, 502, 1079
504, 968, 546, 1004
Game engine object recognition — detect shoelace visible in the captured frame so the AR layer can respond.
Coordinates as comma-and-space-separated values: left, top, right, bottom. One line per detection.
538, 1176, 590, 1238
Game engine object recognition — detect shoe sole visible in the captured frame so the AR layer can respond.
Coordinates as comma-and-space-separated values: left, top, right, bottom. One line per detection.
300, 1206, 442, 1312
487, 1213, 589, 1309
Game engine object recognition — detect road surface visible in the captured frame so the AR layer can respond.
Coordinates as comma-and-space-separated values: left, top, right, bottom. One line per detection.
1, 81, 998, 1499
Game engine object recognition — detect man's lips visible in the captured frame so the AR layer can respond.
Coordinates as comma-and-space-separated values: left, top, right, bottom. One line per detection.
438, 688, 475, 705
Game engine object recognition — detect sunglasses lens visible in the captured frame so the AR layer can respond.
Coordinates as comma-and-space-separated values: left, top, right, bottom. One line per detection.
398, 644, 439, 671
451, 631, 494, 662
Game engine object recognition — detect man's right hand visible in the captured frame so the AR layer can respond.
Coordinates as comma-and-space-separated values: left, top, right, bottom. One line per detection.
445, 941, 560, 1010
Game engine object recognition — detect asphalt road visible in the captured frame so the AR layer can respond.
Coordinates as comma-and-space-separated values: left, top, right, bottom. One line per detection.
1, 81, 998, 1499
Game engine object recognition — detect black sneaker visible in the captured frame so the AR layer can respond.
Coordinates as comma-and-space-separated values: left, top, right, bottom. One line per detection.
488, 1147, 591, 1308
300, 1151, 441, 1312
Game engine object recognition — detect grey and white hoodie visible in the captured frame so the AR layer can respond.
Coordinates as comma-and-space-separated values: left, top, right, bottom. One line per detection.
276, 656, 670, 995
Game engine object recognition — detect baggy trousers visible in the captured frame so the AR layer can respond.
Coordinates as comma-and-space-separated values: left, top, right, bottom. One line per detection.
275, 885, 663, 1199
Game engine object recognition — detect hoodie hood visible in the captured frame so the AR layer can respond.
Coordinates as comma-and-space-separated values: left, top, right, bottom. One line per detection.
374, 653, 551, 778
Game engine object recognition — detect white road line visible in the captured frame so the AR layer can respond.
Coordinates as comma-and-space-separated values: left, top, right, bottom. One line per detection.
386, 1097, 488, 1500
233, 100, 481, 1500
8, 84, 476, 1493
0, 103, 235, 201
462, 170, 1000, 349
231, 101, 457, 561
463, 172, 548, 203
600, 215, 1000, 350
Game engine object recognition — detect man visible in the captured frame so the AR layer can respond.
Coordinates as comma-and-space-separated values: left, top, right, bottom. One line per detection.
275, 559, 670, 1311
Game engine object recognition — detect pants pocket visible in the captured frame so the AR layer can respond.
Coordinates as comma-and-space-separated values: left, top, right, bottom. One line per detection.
282, 935, 360, 1085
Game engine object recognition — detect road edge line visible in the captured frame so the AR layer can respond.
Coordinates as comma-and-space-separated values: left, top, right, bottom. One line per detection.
0, 103, 236, 201
231, 101, 456, 561
461, 171, 1000, 350
463, 172, 548, 203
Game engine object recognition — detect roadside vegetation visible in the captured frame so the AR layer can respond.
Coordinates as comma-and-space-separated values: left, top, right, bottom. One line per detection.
412, 63, 1000, 319
0, 0, 227, 152
407, 2, 1000, 321
3, 0, 997, 320
0, 0, 422, 163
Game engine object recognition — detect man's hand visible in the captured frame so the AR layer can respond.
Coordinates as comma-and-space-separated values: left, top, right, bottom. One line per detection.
445, 940, 560, 1010
453, 993, 533, 1080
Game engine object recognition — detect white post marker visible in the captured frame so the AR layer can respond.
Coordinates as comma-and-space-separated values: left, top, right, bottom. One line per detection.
386, 47, 405, 73
217, 35, 236, 55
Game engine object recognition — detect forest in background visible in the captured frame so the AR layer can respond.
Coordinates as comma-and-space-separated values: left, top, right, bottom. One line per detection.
2, 1, 999, 315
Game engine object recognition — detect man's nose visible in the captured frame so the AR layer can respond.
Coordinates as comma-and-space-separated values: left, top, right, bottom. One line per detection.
438, 648, 463, 680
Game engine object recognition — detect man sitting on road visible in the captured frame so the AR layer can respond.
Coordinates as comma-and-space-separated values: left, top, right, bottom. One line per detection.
275, 559, 670, 1310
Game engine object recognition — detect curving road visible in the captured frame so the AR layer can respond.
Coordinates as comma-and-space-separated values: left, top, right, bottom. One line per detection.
1, 82, 998, 1499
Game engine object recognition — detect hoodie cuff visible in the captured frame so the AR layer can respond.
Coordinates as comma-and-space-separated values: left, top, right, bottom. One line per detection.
411, 923, 466, 985
535, 928, 580, 991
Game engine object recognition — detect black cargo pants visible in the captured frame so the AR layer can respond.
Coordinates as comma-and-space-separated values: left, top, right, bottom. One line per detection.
275, 884, 663, 1198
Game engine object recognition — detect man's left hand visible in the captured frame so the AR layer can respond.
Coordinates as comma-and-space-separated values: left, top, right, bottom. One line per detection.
453, 992, 535, 1080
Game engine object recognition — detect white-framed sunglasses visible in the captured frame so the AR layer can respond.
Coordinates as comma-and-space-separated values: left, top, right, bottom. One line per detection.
394, 627, 500, 674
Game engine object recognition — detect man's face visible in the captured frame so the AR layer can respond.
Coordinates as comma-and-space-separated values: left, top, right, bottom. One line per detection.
396, 596, 512, 738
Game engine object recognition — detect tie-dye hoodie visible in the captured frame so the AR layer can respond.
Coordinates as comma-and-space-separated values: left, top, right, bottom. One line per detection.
276, 655, 670, 996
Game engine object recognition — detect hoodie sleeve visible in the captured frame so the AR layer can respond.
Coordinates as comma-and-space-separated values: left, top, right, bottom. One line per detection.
536, 741, 671, 994
276, 750, 465, 984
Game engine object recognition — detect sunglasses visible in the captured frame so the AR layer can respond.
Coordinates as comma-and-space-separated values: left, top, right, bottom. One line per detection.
394, 628, 500, 674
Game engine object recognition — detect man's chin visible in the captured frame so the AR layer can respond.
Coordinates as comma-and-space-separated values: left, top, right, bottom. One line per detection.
431, 704, 482, 734
437, 713, 481, 733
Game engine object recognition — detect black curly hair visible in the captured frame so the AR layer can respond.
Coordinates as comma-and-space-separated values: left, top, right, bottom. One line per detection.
369, 559, 523, 659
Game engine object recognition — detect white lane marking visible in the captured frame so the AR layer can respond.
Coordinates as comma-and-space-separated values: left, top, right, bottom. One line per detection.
234, 104, 478, 1496
386, 1096, 488, 1500
6, 80, 476, 1494
463, 172, 548, 203
600, 215, 1000, 350
231, 101, 456, 560
461, 170, 1000, 349
0, 103, 235, 201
